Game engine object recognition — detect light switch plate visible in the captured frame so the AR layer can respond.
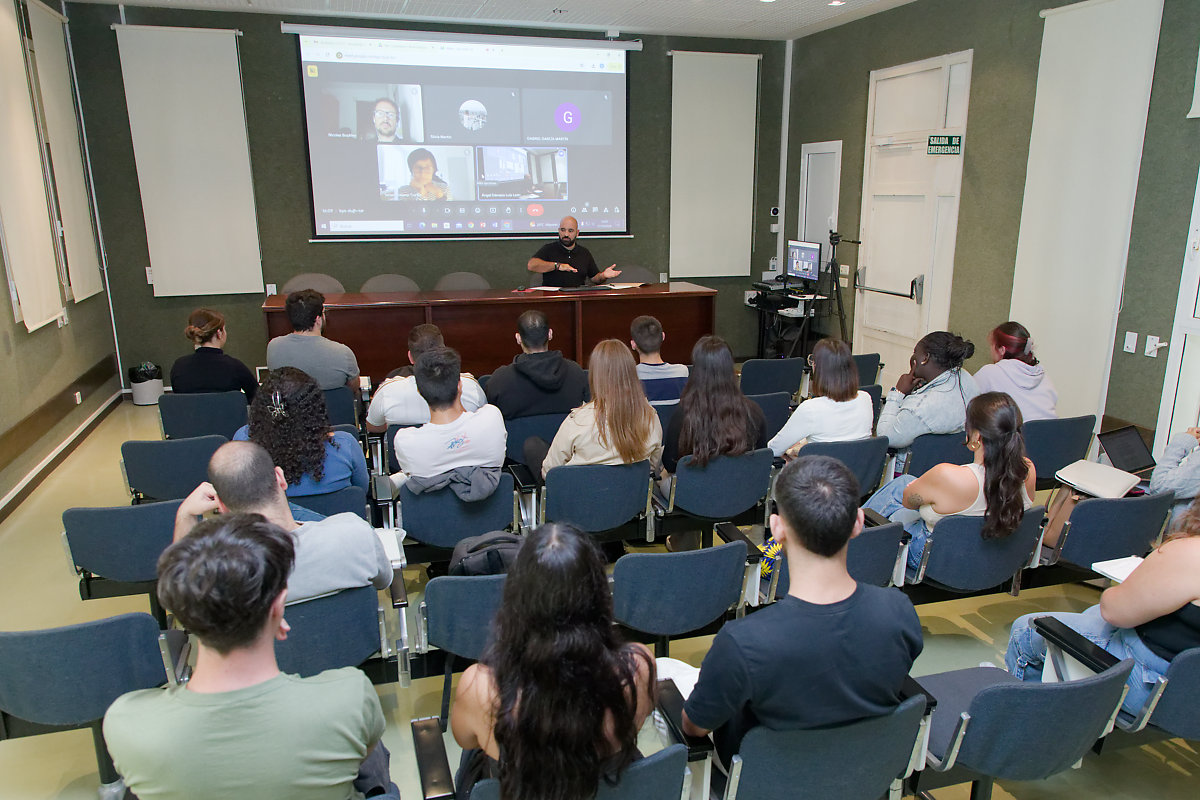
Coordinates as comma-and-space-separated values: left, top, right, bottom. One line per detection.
1123, 332, 1137, 353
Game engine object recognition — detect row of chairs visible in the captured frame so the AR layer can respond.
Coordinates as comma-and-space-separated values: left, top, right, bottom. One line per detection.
282, 271, 489, 295
738, 352, 881, 397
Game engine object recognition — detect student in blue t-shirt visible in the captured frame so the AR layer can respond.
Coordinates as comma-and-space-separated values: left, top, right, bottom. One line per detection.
682, 455, 923, 766
630, 315, 689, 406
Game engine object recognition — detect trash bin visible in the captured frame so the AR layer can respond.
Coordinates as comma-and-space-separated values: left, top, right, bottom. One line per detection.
129, 362, 164, 406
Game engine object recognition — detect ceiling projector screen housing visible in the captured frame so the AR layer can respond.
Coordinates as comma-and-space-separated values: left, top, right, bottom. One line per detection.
291, 27, 632, 240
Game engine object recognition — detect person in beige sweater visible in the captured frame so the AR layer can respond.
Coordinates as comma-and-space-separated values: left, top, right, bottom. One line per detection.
540, 339, 663, 478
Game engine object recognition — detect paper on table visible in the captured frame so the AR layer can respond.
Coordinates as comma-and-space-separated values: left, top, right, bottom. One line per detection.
656, 656, 701, 700
607, 282, 650, 289
525, 285, 560, 291
1091, 555, 1143, 583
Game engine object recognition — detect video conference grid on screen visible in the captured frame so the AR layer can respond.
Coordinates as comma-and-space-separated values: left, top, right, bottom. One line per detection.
298, 34, 629, 238
786, 240, 821, 283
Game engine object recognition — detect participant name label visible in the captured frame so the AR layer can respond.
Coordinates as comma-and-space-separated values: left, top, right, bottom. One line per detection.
927, 135, 962, 155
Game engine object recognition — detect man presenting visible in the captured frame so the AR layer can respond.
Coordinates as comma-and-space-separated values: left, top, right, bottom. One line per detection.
527, 216, 621, 287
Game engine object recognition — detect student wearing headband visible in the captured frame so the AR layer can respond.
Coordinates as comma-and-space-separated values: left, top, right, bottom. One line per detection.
973, 321, 1058, 421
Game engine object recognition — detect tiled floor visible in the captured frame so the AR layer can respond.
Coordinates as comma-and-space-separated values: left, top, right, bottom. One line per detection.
0, 401, 1195, 799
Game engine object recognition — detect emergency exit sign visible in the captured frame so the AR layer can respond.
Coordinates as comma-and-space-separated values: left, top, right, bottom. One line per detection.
928, 135, 962, 155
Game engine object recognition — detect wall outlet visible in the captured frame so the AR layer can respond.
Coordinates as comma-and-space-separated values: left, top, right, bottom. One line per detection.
73, 391, 82, 405
769, 256, 778, 271
266, 283, 278, 296
840, 263, 850, 277
658, 272, 668, 284
1123, 332, 1137, 353
1145, 335, 1168, 357
145, 267, 153, 284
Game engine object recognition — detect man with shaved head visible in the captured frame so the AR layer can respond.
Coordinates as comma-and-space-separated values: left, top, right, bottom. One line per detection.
173, 440, 391, 602
526, 215, 621, 287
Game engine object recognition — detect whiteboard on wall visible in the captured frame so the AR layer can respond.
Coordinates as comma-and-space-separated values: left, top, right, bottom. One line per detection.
1009, 0, 1163, 421
28, 2, 104, 301
0, 0, 65, 331
669, 51, 760, 278
115, 25, 264, 297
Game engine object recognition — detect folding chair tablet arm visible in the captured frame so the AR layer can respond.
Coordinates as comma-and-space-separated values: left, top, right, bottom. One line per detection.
864, 508, 892, 527
655, 678, 716, 764
715, 522, 766, 612
411, 716, 456, 800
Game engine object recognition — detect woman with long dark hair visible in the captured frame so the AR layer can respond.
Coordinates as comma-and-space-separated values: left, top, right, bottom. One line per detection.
662, 335, 766, 473
973, 321, 1057, 421
233, 367, 368, 497
864, 391, 1036, 572
539, 339, 662, 478
169, 308, 258, 401
1007, 497, 1200, 713
450, 523, 656, 799
877, 331, 978, 460
768, 338, 873, 458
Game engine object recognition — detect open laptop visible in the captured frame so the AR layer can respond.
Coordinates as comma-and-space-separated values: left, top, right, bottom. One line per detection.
1095, 425, 1156, 489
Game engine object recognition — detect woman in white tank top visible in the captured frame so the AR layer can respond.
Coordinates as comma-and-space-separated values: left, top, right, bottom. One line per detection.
865, 392, 1037, 574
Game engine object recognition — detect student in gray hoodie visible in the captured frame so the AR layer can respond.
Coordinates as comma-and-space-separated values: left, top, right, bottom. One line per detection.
973, 321, 1058, 422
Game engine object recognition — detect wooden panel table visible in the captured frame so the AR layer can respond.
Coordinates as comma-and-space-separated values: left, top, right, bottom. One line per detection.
263, 282, 717, 383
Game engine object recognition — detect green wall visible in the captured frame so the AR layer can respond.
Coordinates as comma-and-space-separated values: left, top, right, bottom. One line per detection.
65, 4, 785, 376
785, 0, 1199, 428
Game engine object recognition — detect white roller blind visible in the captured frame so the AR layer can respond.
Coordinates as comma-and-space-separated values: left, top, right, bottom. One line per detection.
1009, 0, 1163, 421
0, 0, 64, 331
28, 2, 103, 301
115, 25, 263, 296
669, 52, 759, 278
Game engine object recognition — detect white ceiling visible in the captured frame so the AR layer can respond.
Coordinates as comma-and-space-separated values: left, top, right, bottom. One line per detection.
73, 0, 918, 41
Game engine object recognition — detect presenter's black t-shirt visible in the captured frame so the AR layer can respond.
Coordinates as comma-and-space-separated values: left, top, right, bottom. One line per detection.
683, 584, 922, 764
533, 241, 598, 287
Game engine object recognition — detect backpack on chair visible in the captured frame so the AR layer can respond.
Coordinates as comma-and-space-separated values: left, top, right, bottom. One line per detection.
449, 532, 523, 576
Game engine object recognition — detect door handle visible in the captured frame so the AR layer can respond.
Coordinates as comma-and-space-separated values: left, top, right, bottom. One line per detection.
855, 269, 925, 305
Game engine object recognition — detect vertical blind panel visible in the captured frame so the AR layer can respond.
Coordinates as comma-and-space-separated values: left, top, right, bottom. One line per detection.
0, 1, 64, 331
28, 3, 104, 301
115, 25, 263, 297
669, 52, 759, 278
1009, 0, 1163, 420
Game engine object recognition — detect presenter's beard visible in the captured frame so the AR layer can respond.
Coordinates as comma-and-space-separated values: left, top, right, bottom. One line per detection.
559, 235, 575, 248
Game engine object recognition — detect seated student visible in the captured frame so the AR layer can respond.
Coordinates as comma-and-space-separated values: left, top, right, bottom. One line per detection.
630, 315, 689, 406
450, 523, 655, 799
973, 321, 1057, 421
266, 289, 359, 390
169, 308, 258, 401
1006, 498, 1200, 714
768, 338, 873, 457
877, 331, 979, 466
538, 339, 663, 479
682, 455, 923, 766
662, 335, 766, 473
365, 323, 486, 430
173, 441, 390, 602
105, 513, 399, 800
391, 346, 506, 497
865, 392, 1036, 572
484, 309, 588, 419
234, 368, 369, 498
1149, 426, 1200, 524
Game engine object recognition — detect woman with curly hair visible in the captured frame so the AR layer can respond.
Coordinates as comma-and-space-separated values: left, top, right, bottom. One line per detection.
451, 523, 655, 799
169, 308, 257, 401
1006, 496, 1200, 713
865, 391, 1035, 573
233, 367, 368, 497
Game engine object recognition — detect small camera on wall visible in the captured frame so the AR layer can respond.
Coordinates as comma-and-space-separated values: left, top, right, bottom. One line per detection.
770, 207, 780, 217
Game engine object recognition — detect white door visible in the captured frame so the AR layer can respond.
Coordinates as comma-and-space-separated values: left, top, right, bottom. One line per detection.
798, 141, 841, 246
852, 51, 972, 391
1154, 164, 1200, 456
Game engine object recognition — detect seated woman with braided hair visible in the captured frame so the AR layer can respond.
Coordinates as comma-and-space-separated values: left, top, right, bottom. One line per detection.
865, 391, 1036, 573
450, 523, 656, 799
233, 367, 368, 497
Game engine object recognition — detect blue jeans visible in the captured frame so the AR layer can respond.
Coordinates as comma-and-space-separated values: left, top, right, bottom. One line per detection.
863, 475, 929, 572
1005, 604, 1170, 714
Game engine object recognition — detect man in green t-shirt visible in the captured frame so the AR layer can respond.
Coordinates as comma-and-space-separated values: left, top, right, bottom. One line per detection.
103, 514, 398, 799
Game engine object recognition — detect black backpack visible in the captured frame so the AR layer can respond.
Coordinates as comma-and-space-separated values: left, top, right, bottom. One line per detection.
449, 531, 523, 576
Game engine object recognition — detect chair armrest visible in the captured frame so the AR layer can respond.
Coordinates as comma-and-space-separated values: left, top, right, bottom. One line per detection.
715, 522, 762, 565
411, 716, 456, 800
863, 508, 891, 528
390, 568, 408, 610
1033, 617, 1120, 673
900, 675, 937, 717
655, 679, 714, 762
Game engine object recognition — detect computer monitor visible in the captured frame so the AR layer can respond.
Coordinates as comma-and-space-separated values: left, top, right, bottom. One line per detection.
785, 240, 821, 285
